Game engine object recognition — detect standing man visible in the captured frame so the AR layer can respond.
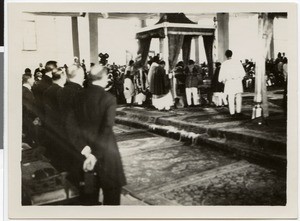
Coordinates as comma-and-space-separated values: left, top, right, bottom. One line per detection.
75, 64, 126, 205
57, 65, 85, 183
43, 68, 66, 164
58, 64, 85, 149
22, 73, 39, 145
218, 50, 246, 116
43, 68, 67, 136
184, 60, 201, 107
211, 62, 228, 107
32, 60, 57, 122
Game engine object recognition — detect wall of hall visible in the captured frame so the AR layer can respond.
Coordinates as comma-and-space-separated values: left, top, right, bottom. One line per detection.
10, 12, 74, 76
14, 13, 288, 77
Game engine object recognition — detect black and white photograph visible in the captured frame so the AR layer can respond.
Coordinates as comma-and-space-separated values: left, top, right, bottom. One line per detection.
6, 2, 298, 220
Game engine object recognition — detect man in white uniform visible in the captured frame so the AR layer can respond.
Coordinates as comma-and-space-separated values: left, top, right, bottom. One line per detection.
218, 50, 246, 116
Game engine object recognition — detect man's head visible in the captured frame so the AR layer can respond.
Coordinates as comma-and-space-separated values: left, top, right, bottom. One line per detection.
24, 68, 31, 75
159, 60, 166, 68
152, 56, 160, 64
215, 62, 221, 68
52, 68, 66, 85
188, 59, 195, 67
22, 73, 34, 87
225, 50, 233, 59
176, 61, 184, 68
283, 57, 288, 64
39, 63, 43, 68
74, 57, 79, 63
34, 72, 43, 81
277, 52, 282, 58
129, 60, 134, 66
45, 60, 58, 73
89, 64, 109, 88
67, 64, 85, 85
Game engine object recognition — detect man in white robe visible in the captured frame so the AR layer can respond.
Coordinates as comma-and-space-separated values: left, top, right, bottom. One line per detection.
218, 50, 246, 116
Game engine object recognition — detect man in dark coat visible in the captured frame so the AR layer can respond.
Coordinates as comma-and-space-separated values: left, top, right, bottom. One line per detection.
31, 61, 56, 151
22, 73, 39, 145
43, 68, 66, 163
58, 64, 84, 148
75, 64, 126, 205
32, 60, 56, 122
211, 62, 224, 93
43, 68, 66, 134
57, 64, 85, 184
184, 60, 202, 106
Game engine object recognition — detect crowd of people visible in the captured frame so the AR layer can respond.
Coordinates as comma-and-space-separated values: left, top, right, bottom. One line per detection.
241, 52, 288, 91
266, 52, 288, 87
120, 55, 212, 110
22, 55, 126, 205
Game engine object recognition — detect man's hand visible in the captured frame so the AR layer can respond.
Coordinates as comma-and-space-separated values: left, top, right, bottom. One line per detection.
81, 146, 91, 158
81, 146, 97, 172
83, 154, 97, 172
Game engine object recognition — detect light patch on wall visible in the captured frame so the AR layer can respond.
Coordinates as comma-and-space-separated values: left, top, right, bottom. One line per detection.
22, 20, 37, 51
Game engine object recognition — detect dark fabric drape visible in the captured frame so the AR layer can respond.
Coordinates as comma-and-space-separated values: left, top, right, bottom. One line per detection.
168, 34, 184, 70
203, 35, 214, 77
136, 28, 165, 39
136, 38, 152, 68
182, 36, 192, 66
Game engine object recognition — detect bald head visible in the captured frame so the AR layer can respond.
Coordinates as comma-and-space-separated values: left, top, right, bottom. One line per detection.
67, 64, 85, 85
89, 64, 109, 88
89, 64, 108, 81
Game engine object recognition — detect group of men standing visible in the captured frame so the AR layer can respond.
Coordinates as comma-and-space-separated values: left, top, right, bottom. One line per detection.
22, 61, 126, 205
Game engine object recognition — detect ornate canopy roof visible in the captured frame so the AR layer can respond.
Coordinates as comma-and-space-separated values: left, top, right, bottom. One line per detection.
136, 13, 215, 39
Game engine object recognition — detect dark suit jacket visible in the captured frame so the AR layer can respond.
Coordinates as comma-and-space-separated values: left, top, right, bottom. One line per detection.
75, 84, 127, 189
43, 83, 62, 135
32, 75, 52, 120
57, 81, 82, 149
23, 86, 37, 119
22, 86, 37, 143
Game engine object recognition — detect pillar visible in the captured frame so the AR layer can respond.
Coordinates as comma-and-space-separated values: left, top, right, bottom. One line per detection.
163, 25, 176, 101
252, 13, 272, 120
217, 13, 229, 62
269, 34, 274, 59
88, 13, 98, 64
163, 26, 169, 73
268, 18, 274, 59
194, 36, 200, 65
71, 17, 80, 60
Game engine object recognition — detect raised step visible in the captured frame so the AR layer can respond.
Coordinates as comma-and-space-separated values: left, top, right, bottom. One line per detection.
116, 109, 286, 157
196, 135, 286, 171
115, 115, 286, 171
